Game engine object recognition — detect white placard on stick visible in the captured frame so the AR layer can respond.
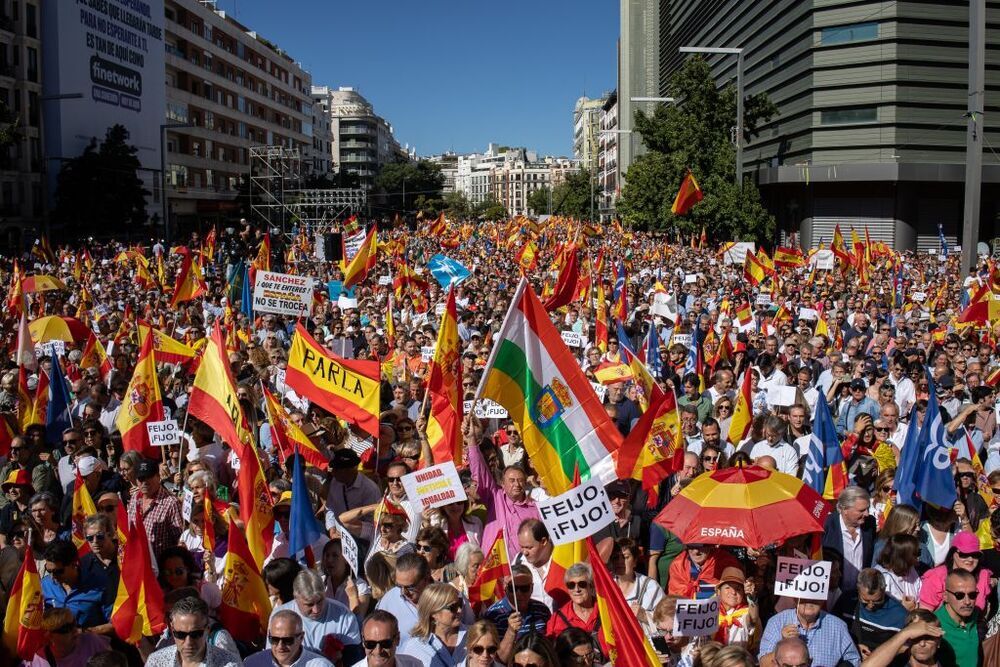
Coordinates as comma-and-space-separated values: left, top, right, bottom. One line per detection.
798, 307, 818, 321
378, 275, 391, 286
34, 340, 66, 358
774, 557, 831, 600
462, 399, 509, 420
767, 386, 798, 408
537, 479, 613, 545
147, 419, 180, 447
811, 249, 834, 270
722, 242, 756, 266
591, 382, 608, 402
673, 596, 720, 637
672, 333, 693, 348
182, 487, 194, 523
401, 461, 468, 510
253, 270, 315, 316
651, 292, 678, 322
421, 346, 436, 363
333, 518, 359, 578
561, 330, 583, 348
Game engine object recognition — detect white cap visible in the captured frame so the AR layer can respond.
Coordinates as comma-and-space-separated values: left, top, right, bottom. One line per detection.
77, 455, 100, 477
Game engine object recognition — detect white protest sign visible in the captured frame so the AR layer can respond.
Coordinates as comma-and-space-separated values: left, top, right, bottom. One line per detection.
811, 249, 834, 270
401, 461, 468, 510
333, 518, 360, 578
342, 227, 367, 261
774, 557, 832, 600
591, 382, 607, 402
378, 275, 392, 286
537, 479, 613, 545
338, 294, 358, 309
672, 333, 693, 348
767, 386, 798, 407
253, 271, 315, 317
462, 399, 508, 420
561, 330, 583, 348
755, 294, 772, 306
435, 302, 447, 316
723, 242, 756, 266
673, 596, 720, 637
912, 292, 926, 302
147, 419, 180, 447
798, 307, 818, 321
651, 292, 678, 322
684, 274, 699, 284
421, 346, 436, 363
34, 340, 66, 358
182, 487, 194, 523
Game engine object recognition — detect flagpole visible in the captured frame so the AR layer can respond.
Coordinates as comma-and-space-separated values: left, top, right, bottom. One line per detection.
178, 406, 191, 492
472, 277, 527, 404
503, 527, 519, 615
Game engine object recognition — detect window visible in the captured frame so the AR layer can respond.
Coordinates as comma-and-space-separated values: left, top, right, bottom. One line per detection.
24, 2, 34, 38
820, 21, 878, 45
820, 107, 877, 125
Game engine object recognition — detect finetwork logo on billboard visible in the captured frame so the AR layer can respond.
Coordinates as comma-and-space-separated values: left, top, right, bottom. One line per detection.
90, 55, 142, 96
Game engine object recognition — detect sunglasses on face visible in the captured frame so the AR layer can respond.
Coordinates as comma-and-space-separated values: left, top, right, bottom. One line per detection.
957, 551, 982, 559
566, 580, 590, 590
363, 638, 395, 651
508, 583, 533, 594
85, 533, 106, 543
947, 590, 975, 600
702, 455, 719, 462
269, 633, 302, 646
63, 438, 80, 445
875, 427, 889, 433
98, 505, 117, 513
471, 645, 499, 656
438, 601, 463, 614
416, 544, 435, 553
172, 628, 206, 641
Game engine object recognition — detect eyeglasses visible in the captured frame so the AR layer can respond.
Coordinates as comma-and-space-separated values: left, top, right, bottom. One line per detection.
717, 404, 732, 411
172, 628, 207, 641
84, 430, 99, 436
471, 645, 499, 656
63, 438, 80, 445
9, 447, 23, 453
702, 455, 719, 462
85, 533, 106, 543
416, 544, 435, 553
380, 522, 401, 530
269, 633, 302, 646
566, 580, 590, 590
46, 567, 66, 577
386, 476, 402, 483
957, 472, 976, 480
51, 622, 76, 635
438, 601, 463, 614
947, 589, 975, 600
991, 487, 1000, 495
363, 639, 395, 651
875, 427, 889, 433
956, 551, 982, 560
165, 567, 188, 576
507, 583, 533, 594
880, 485, 893, 493
401, 454, 419, 461
10, 530, 25, 539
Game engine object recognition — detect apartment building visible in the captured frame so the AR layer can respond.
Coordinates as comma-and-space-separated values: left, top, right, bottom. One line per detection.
573, 95, 607, 173
454, 145, 578, 216
163, 0, 313, 226
598, 90, 619, 217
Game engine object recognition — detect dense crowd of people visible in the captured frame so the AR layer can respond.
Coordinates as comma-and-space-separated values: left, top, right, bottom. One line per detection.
0, 217, 999, 667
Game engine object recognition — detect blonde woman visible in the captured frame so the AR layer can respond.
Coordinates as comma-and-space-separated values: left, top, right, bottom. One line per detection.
465, 619, 502, 667
398, 582, 467, 666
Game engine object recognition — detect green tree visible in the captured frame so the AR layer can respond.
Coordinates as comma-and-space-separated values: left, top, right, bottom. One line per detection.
527, 186, 552, 216
374, 160, 444, 215
442, 190, 472, 219
551, 170, 600, 220
617, 56, 777, 240
0, 100, 20, 152
51, 124, 150, 237
474, 195, 507, 221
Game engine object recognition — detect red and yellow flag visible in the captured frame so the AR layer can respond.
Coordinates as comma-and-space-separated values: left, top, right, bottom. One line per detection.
170, 251, 207, 308
467, 531, 510, 611
202, 494, 216, 554
426, 286, 463, 464
614, 389, 684, 508
71, 470, 97, 558
832, 224, 852, 268
138, 320, 198, 366
188, 323, 273, 569
670, 171, 703, 216
218, 516, 272, 642
116, 332, 164, 460
774, 246, 805, 269
79, 333, 113, 382
343, 226, 378, 288
743, 251, 767, 286
515, 240, 538, 272
428, 213, 447, 236
728, 369, 753, 445
253, 234, 271, 272
285, 324, 381, 438
262, 386, 329, 471
111, 503, 167, 644
588, 537, 660, 666
2, 544, 44, 660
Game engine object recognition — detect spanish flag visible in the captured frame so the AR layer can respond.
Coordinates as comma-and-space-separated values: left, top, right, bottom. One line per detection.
138, 320, 198, 366
202, 494, 216, 554
188, 323, 274, 569
262, 386, 329, 471
614, 389, 684, 508
285, 324, 381, 438
832, 224, 852, 268
515, 240, 538, 272
428, 212, 447, 236
670, 170, 703, 216
116, 332, 164, 460
2, 544, 44, 659
71, 471, 97, 558
5, 260, 22, 319
170, 250, 207, 308
343, 226, 378, 289
467, 531, 510, 612
111, 504, 166, 644
743, 250, 767, 286
594, 281, 609, 353
79, 333, 113, 381
218, 515, 272, 642
774, 246, 805, 269
426, 286, 463, 464
252, 234, 271, 272
728, 369, 753, 445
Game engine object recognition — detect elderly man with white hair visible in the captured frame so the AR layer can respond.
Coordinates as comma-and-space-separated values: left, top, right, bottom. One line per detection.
270, 569, 362, 664
246, 609, 333, 667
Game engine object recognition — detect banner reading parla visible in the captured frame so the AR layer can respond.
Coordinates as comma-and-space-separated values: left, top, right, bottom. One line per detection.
253, 271, 315, 316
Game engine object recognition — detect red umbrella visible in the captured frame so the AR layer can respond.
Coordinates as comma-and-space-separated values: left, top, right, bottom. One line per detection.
654, 465, 830, 549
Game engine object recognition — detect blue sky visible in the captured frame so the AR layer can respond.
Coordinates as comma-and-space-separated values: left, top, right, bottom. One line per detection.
219, 0, 618, 157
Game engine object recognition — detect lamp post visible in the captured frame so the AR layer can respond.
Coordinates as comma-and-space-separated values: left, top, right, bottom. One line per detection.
679, 46, 744, 187
160, 121, 194, 241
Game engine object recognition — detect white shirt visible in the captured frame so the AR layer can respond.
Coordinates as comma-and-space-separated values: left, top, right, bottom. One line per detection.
756, 367, 788, 396
375, 587, 420, 645
748, 440, 800, 475
839, 515, 864, 593
513, 553, 553, 608
888, 375, 916, 416
349, 656, 422, 667
269, 599, 360, 655
265, 530, 330, 567
875, 564, 922, 603
244, 647, 333, 667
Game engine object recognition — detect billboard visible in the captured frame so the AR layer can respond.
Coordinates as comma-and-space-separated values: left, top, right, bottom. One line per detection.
42, 0, 166, 207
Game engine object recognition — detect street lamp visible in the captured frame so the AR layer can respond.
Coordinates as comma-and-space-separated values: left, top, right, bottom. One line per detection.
679, 46, 744, 187
160, 121, 194, 241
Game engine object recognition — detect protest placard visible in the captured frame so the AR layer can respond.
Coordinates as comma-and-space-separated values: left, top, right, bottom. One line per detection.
561, 330, 583, 348
333, 518, 359, 578
591, 382, 607, 402
774, 557, 832, 600
672, 334, 693, 348
147, 419, 180, 447
767, 386, 798, 408
651, 292, 678, 322
722, 242, 756, 266
811, 249, 835, 270
253, 271, 315, 316
182, 487, 194, 523
421, 346, 435, 363
537, 479, 613, 545
401, 462, 468, 510
34, 340, 66, 358
378, 275, 391, 286
673, 596, 720, 637
798, 307, 818, 321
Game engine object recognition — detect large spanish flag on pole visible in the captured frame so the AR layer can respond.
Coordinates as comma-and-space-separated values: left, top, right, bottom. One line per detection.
2, 545, 45, 660
71, 470, 98, 558
342, 226, 377, 288
262, 385, 329, 471
170, 251, 207, 308
116, 333, 164, 460
286, 324, 381, 438
138, 320, 198, 366
426, 286, 463, 464
670, 170, 703, 216
218, 515, 271, 642
189, 323, 273, 569
478, 278, 621, 495
111, 505, 166, 644
728, 369, 754, 445
467, 531, 510, 611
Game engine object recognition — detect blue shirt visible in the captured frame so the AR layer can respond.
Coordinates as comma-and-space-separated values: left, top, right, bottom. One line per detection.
836, 396, 881, 436
484, 597, 551, 637
759, 608, 861, 667
399, 629, 467, 667
42, 565, 108, 628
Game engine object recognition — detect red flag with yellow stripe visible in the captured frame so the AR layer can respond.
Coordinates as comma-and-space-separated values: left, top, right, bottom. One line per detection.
467, 531, 510, 611
169, 251, 207, 308
426, 286, 463, 464
111, 502, 166, 644
2, 544, 44, 659
71, 470, 97, 558
262, 385, 329, 471
219, 515, 272, 642
116, 332, 164, 459
728, 369, 753, 445
343, 226, 378, 288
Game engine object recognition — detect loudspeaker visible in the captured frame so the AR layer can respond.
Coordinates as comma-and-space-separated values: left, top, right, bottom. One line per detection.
325, 232, 343, 262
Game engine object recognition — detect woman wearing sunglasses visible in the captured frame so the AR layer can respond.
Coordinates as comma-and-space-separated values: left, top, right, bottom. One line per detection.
545, 563, 603, 655
398, 582, 467, 667
917, 531, 992, 611
465, 619, 502, 667
157, 545, 222, 611
414, 527, 455, 584
509, 632, 559, 667
37, 607, 110, 666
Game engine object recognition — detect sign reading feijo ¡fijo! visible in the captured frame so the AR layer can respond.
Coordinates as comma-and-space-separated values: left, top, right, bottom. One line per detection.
147, 419, 179, 447
537, 479, 613, 545
673, 596, 720, 637
774, 557, 832, 600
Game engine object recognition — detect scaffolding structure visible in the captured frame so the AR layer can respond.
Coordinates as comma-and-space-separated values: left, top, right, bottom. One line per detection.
249, 145, 302, 234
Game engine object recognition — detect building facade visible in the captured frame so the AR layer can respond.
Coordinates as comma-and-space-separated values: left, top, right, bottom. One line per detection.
452, 144, 579, 216
318, 86, 405, 191
573, 95, 607, 173
163, 0, 313, 226
598, 90, 619, 217
0, 0, 42, 252
618, 0, 662, 189
653, 0, 1000, 250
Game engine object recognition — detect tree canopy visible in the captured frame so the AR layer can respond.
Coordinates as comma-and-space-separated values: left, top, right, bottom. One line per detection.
617, 56, 777, 241
527, 170, 599, 219
374, 160, 444, 218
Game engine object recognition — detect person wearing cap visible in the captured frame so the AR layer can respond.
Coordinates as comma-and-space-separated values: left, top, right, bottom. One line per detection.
715, 566, 761, 651
325, 448, 381, 542
836, 378, 880, 438
58, 454, 123, 527
917, 531, 992, 612
0, 469, 33, 547
0, 435, 59, 510
127, 458, 183, 561
592, 480, 646, 547
266, 488, 330, 567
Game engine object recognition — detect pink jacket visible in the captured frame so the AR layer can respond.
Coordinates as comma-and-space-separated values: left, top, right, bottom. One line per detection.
918, 564, 991, 611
